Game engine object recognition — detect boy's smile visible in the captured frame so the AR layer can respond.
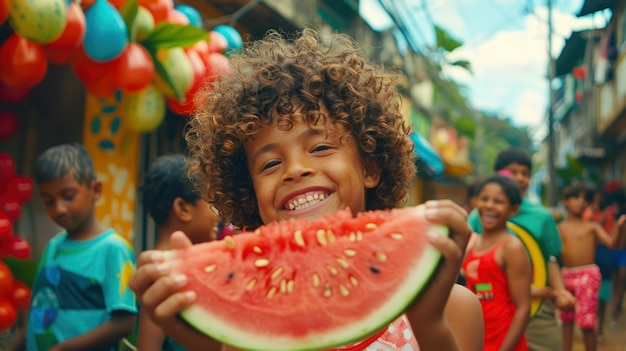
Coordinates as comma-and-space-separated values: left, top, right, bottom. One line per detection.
477, 183, 517, 231
245, 113, 380, 224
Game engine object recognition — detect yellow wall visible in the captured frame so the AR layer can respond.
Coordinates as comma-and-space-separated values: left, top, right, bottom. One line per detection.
83, 92, 139, 241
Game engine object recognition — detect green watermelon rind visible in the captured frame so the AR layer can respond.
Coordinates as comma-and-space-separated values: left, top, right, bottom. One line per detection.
179, 220, 448, 351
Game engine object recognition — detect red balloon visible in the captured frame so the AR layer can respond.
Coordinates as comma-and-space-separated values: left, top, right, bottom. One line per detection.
47, 2, 86, 50
0, 35, 48, 87
3, 235, 31, 259
85, 73, 118, 98
0, 153, 15, 182
0, 81, 30, 103
9, 281, 31, 311
72, 50, 118, 84
207, 31, 228, 54
0, 298, 17, 331
107, 0, 126, 10
204, 52, 232, 83
0, 112, 18, 140
0, 0, 8, 25
140, 0, 172, 23
3, 176, 33, 204
113, 43, 155, 92
0, 213, 11, 237
80, 0, 96, 8
43, 44, 83, 65
167, 9, 189, 25
0, 196, 20, 221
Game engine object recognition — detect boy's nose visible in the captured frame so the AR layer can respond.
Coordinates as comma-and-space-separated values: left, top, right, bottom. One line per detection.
282, 158, 315, 182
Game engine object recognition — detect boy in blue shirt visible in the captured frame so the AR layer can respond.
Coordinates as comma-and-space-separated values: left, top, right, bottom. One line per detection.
10, 143, 137, 351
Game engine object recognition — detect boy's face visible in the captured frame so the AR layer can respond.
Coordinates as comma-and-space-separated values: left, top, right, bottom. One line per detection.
502, 162, 530, 194
563, 193, 587, 216
185, 199, 220, 243
38, 174, 101, 233
476, 183, 519, 231
244, 114, 380, 224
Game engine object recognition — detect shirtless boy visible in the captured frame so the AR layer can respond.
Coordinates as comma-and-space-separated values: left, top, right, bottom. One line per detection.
558, 182, 625, 351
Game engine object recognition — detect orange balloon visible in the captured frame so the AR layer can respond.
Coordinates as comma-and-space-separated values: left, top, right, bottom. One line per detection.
207, 31, 228, 54
47, 2, 86, 49
0, 35, 47, 87
44, 44, 82, 65
114, 43, 155, 92
106, 0, 126, 10
80, 0, 95, 8
9, 280, 31, 311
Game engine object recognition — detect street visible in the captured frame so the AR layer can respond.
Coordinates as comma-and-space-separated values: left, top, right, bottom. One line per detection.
573, 300, 626, 351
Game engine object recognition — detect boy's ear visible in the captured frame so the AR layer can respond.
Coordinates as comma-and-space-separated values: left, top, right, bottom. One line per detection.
363, 158, 382, 189
91, 180, 102, 201
511, 204, 520, 216
172, 197, 193, 222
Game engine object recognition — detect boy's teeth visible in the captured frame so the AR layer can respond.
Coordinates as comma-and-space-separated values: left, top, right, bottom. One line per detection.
286, 192, 327, 210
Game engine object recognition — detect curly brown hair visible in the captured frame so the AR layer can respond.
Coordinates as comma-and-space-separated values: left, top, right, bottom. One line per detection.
186, 28, 416, 229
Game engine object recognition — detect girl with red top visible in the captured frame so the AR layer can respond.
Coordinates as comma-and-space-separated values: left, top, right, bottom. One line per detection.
462, 174, 532, 351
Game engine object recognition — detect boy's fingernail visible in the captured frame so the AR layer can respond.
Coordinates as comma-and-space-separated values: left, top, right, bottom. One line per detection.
172, 274, 188, 286
427, 231, 441, 242
184, 291, 197, 301
150, 251, 164, 262
425, 208, 438, 218
154, 263, 170, 274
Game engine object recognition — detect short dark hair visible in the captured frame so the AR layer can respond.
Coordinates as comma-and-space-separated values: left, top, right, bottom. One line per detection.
494, 147, 532, 172
34, 143, 96, 185
562, 182, 592, 202
140, 155, 201, 225
477, 174, 522, 207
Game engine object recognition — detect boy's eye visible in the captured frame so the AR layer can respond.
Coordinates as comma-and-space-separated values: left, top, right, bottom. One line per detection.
312, 144, 332, 153
261, 160, 281, 171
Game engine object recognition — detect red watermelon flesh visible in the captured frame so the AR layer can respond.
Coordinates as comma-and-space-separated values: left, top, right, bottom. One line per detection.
168, 206, 447, 351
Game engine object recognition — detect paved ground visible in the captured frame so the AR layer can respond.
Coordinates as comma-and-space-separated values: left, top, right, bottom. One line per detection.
573, 300, 626, 351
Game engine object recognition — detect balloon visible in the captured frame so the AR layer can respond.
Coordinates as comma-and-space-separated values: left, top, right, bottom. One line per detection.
7, 0, 67, 43
212, 25, 243, 51
121, 85, 165, 132
0, 153, 16, 182
3, 176, 34, 204
1, 235, 31, 259
130, 6, 154, 42
106, 0, 126, 10
47, 2, 86, 50
0, 299, 17, 331
0, 213, 11, 237
175, 4, 202, 28
0, 35, 48, 87
0, 0, 8, 25
139, 0, 172, 23
83, 0, 128, 62
43, 44, 82, 65
207, 31, 228, 54
167, 9, 189, 25
0, 112, 18, 140
0, 81, 30, 103
80, 0, 96, 8
9, 281, 31, 311
85, 73, 118, 98
204, 52, 232, 83
153, 47, 193, 99
114, 43, 155, 92
0, 196, 21, 221
0, 263, 12, 295
167, 49, 205, 116
72, 50, 118, 84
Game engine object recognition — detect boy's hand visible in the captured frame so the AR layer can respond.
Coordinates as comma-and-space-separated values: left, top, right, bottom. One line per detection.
406, 200, 473, 350
553, 289, 576, 310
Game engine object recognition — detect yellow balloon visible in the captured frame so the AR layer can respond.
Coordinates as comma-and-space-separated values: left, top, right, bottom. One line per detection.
153, 47, 193, 100
8, 0, 67, 43
122, 85, 166, 133
131, 6, 154, 42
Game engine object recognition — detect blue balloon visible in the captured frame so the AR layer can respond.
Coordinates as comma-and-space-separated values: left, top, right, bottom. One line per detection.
213, 25, 243, 51
176, 4, 203, 28
83, 0, 128, 62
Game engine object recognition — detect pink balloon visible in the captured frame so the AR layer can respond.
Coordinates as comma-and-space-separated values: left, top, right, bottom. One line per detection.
0, 112, 18, 140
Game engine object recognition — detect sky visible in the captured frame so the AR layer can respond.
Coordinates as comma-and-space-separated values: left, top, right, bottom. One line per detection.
360, 0, 609, 142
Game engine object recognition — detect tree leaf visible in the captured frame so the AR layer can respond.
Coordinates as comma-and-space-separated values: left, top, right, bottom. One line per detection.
141, 22, 209, 50
435, 25, 463, 52
451, 60, 472, 73
120, 0, 139, 41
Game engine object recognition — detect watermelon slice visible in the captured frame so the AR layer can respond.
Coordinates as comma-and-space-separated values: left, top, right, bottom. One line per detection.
167, 206, 448, 351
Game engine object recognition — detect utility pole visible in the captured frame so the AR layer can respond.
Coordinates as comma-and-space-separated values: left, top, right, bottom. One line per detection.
547, 0, 557, 206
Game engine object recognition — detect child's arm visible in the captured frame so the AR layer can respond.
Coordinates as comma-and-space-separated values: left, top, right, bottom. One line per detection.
594, 216, 625, 248
136, 307, 167, 350
130, 231, 224, 351
405, 200, 481, 351
50, 311, 135, 351
499, 238, 531, 351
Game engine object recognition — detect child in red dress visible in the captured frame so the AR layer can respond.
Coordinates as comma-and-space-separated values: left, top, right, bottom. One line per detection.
462, 174, 531, 351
